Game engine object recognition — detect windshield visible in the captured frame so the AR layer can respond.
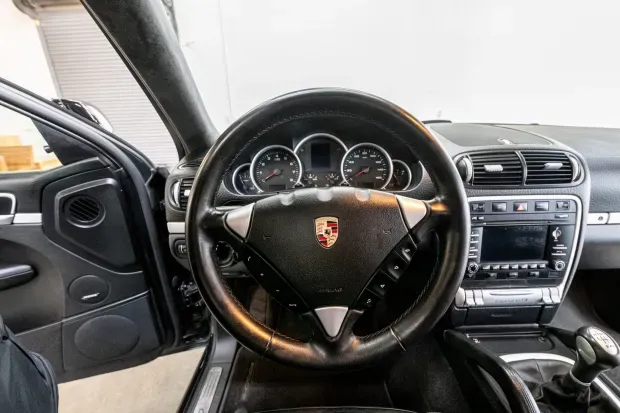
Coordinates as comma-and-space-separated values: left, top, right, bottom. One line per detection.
175, 2, 618, 132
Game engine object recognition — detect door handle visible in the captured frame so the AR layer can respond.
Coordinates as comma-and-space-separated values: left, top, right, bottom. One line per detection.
0, 264, 36, 291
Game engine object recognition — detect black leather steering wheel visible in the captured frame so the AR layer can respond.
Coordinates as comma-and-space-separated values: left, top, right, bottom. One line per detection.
186, 89, 469, 370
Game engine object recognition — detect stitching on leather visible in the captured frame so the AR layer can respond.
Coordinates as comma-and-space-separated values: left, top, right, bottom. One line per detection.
220, 110, 411, 178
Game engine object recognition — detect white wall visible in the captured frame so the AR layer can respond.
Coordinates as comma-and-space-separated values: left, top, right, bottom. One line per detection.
0, 0, 58, 163
176, 0, 620, 132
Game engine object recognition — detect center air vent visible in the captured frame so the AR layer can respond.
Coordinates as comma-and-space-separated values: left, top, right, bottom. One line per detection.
469, 152, 523, 186
65, 195, 104, 226
522, 151, 577, 185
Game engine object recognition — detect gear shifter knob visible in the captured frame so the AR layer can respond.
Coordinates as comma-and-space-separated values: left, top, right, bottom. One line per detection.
571, 326, 620, 384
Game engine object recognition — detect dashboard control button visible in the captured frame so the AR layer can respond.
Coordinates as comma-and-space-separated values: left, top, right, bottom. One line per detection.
471, 203, 485, 213
508, 272, 519, 279
491, 265, 500, 270
548, 271, 561, 278
174, 240, 187, 257
477, 216, 485, 221
535, 201, 550, 211
486, 272, 498, 279
510, 264, 519, 270
383, 253, 408, 280
492, 202, 507, 212
471, 216, 478, 221
556, 201, 571, 210
465, 290, 476, 306
500, 264, 509, 270
514, 202, 528, 212
519, 264, 529, 270
481, 265, 491, 271
538, 263, 547, 269
396, 236, 417, 262
368, 271, 395, 297
555, 214, 569, 219
356, 290, 380, 309
529, 264, 538, 269
528, 271, 540, 278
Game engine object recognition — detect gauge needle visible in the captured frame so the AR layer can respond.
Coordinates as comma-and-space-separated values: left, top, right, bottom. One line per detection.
263, 169, 282, 182
353, 167, 371, 178
392, 173, 400, 186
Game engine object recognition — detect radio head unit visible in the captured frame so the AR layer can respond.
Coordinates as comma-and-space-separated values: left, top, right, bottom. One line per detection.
463, 196, 579, 289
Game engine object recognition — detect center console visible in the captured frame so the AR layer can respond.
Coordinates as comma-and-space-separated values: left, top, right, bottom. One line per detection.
453, 195, 583, 326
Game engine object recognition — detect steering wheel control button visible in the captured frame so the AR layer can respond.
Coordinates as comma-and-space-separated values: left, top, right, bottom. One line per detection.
240, 248, 308, 312
368, 271, 396, 297
355, 290, 381, 309
383, 253, 409, 280
395, 236, 417, 262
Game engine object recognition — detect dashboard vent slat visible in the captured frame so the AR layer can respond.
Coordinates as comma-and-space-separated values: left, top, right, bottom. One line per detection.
522, 151, 574, 185
179, 178, 195, 210
470, 152, 523, 186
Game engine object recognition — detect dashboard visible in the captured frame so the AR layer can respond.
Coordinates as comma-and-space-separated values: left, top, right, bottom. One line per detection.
227, 132, 423, 196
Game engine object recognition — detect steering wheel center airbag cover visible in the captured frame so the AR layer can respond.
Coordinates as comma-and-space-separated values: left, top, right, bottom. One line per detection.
247, 187, 409, 308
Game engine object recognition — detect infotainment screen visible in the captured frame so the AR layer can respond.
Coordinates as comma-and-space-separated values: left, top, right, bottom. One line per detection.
481, 225, 548, 262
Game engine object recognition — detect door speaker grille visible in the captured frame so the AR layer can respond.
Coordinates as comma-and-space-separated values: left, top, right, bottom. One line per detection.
65, 196, 104, 225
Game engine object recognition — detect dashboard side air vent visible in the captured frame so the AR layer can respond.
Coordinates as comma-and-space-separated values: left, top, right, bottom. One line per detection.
65, 195, 104, 226
178, 178, 194, 210
469, 152, 524, 186
522, 151, 577, 185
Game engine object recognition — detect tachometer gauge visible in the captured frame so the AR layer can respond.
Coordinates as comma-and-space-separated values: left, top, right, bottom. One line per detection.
341, 143, 392, 189
385, 160, 413, 191
232, 163, 259, 195
250, 145, 302, 192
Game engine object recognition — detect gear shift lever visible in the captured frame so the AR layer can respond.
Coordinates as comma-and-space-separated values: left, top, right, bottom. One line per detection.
568, 326, 620, 385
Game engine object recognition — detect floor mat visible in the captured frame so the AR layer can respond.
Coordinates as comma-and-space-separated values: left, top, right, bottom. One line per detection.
221, 348, 392, 413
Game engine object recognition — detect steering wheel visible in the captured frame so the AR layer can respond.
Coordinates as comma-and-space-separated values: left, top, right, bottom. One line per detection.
186, 89, 469, 370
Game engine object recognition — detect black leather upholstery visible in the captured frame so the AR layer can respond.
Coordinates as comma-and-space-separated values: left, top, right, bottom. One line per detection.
259, 408, 415, 413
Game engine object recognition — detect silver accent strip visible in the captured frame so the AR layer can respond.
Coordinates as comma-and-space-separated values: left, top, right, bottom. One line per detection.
467, 194, 583, 301
455, 287, 465, 307
249, 145, 303, 193
192, 366, 223, 413
390, 159, 413, 191
340, 142, 393, 190
501, 353, 620, 410
0, 193, 16, 214
567, 154, 581, 182
483, 288, 543, 306
395, 196, 428, 229
608, 213, 620, 224
484, 164, 504, 173
0, 215, 14, 225
293, 132, 348, 154
543, 162, 563, 170
315, 306, 348, 337
167, 222, 186, 234
13, 213, 42, 224
225, 203, 254, 239
588, 213, 609, 225
170, 180, 181, 208
231, 163, 252, 195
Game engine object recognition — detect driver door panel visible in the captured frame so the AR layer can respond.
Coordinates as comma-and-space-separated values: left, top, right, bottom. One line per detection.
0, 107, 166, 382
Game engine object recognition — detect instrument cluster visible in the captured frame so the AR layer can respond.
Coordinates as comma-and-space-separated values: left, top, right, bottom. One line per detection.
230, 133, 423, 195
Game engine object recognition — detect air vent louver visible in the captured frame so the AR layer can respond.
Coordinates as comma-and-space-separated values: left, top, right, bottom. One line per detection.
66, 196, 103, 225
470, 152, 523, 186
179, 178, 194, 210
522, 151, 574, 185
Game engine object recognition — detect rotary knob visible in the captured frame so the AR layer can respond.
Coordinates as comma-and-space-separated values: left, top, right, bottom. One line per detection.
552, 260, 566, 271
466, 262, 479, 275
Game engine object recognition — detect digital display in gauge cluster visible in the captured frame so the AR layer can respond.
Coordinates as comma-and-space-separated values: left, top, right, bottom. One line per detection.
230, 133, 422, 195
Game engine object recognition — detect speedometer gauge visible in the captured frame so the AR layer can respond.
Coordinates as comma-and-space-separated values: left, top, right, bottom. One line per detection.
341, 143, 393, 189
250, 145, 302, 192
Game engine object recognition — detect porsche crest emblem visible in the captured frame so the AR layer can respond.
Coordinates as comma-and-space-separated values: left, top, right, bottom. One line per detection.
315, 217, 339, 249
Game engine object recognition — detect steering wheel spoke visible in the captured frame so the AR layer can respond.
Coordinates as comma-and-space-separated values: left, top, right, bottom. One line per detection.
302, 307, 364, 344
199, 203, 255, 252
